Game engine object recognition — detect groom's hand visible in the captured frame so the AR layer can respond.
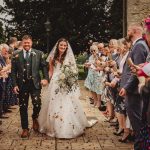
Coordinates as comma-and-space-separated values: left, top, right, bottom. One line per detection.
41, 79, 48, 86
13, 86, 19, 94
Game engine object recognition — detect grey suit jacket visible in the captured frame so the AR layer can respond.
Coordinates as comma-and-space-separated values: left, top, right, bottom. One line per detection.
11, 48, 49, 89
123, 39, 149, 94
119, 52, 131, 89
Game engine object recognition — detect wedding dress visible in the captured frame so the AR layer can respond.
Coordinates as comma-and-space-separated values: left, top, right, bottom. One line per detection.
38, 41, 97, 139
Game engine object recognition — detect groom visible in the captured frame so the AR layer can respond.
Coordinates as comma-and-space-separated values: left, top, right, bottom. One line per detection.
11, 35, 49, 138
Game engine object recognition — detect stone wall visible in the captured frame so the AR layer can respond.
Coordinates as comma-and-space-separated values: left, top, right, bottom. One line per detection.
127, 0, 150, 26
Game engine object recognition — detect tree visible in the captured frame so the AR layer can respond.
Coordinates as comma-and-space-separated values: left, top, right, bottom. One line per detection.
3, 0, 123, 53
0, 21, 5, 43
0, 5, 6, 43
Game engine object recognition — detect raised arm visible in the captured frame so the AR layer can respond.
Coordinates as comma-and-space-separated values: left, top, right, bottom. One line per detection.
123, 43, 148, 92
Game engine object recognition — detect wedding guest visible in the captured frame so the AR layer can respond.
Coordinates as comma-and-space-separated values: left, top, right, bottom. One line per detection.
109, 39, 118, 60
119, 23, 149, 149
0, 44, 10, 118
97, 42, 104, 57
13, 41, 23, 55
84, 45, 104, 108
114, 38, 131, 138
8, 37, 18, 55
100, 47, 115, 121
131, 26, 150, 149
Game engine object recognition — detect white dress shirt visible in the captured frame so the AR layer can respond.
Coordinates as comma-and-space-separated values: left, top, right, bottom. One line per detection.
23, 49, 32, 59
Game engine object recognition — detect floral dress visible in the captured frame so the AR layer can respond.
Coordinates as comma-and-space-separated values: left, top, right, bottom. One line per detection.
84, 55, 104, 95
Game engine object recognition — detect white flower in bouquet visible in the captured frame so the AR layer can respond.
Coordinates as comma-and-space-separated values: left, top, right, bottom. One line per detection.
60, 73, 65, 80
73, 69, 77, 74
31, 51, 36, 56
55, 63, 79, 94
65, 66, 70, 72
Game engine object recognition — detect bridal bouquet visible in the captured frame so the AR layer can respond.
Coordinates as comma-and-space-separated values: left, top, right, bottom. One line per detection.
56, 62, 78, 94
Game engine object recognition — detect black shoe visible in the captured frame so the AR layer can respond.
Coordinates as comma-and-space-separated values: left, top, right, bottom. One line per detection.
4, 109, 12, 113
118, 134, 131, 143
128, 134, 135, 142
89, 97, 94, 100
90, 101, 94, 104
0, 130, 3, 134
0, 115, 9, 119
8, 107, 17, 110
98, 106, 106, 111
110, 122, 119, 126
104, 117, 114, 122
115, 126, 119, 130
113, 129, 124, 136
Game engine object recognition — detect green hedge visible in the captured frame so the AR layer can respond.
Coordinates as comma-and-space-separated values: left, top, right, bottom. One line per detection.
77, 64, 88, 80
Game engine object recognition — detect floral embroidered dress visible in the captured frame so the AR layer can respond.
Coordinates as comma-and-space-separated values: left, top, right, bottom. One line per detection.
84, 55, 104, 95
38, 62, 96, 139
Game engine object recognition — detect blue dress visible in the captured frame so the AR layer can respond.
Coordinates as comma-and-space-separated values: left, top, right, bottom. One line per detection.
84, 55, 104, 95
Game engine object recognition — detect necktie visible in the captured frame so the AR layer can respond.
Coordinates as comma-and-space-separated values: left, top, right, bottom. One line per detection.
25, 51, 30, 79
26, 51, 29, 61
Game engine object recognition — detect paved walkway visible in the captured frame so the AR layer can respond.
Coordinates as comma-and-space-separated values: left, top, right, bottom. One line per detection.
0, 81, 133, 150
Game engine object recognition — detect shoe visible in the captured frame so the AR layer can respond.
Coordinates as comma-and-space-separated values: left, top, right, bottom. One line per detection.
98, 106, 106, 111
89, 97, 94, 101
115, 126, 119, 130
21, 129, 29, 138
0, 115, 9, 119
128, 134, 135, 142
91, 104, 95, 108
113, 129, 124, 136
33, 119, 39, 132
109, 118, 118, 123
118, 134, 131, 143
4, 109, 12, 113
89, 97, 94, 103
0, 130, 3, 134
110, 122, 119, 127
104, 117, 114, 122
90, 101, 94, 104
8, 107, 17, 110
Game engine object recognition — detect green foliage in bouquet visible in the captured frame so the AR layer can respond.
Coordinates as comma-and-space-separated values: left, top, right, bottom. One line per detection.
55, 63, 79, 94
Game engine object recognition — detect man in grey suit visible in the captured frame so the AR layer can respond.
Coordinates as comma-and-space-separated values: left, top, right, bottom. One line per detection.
12, 35, 49, 138
119, 24, 149, 146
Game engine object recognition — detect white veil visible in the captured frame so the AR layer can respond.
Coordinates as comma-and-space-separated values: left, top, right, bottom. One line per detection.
46, 40, 77, 68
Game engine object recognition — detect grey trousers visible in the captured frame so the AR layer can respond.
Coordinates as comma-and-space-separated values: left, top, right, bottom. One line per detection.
125, 93, 143, 132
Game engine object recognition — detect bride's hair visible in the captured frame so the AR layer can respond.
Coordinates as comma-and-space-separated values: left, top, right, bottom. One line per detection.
53, 38, 68, 65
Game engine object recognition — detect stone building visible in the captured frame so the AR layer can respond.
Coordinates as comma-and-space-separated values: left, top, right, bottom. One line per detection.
123, 0, 150, 36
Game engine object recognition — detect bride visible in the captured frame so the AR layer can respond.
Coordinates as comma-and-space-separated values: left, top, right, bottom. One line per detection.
38, 38, 97, 139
